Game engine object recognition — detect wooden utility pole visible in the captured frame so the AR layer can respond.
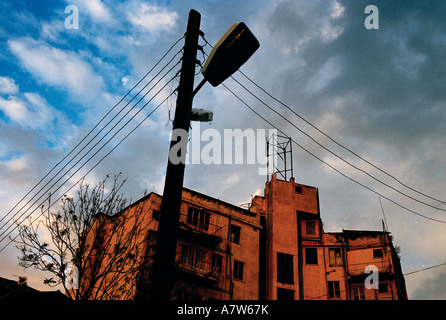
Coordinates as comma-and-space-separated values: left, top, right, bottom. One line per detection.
147, 9, 201, 300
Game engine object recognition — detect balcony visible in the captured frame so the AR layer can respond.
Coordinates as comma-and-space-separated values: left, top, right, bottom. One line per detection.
347, 259, 394, 283
176, 253, 221, 286
178, 211, 224, 249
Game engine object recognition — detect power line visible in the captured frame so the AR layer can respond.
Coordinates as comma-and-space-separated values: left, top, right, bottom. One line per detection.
230, 73, 446, 214
0, 61, 180, 242
0, 74, 178, 247
221, 52, 446, 295
0, 38, 182, 236
199, 36, 446, 215
222, 81, 446, 224
0, 80, 178, 252
305, 261, 446, 300
0, 36, 185, 228
0, 37, 184, 236
202, 36, 446, 211
238, 69, 446, 207
404, 262, 446, 276
0, 50, 181, 234
0, 44, 183, 244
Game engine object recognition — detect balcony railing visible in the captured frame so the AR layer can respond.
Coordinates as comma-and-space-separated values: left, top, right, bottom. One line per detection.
176, 255, 221, 285
178, 212, 224, 248
347, 260, 393, 277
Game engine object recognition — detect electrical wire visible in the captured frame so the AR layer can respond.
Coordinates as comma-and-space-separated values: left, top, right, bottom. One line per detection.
0, 35, 185, 228
304, 261, 446, 300
200, 33, 446, 215
404, 261, 446, 276
0, 42, 183, 243
230, 74, 446, 213
0, 37, 184, 232
0, 79, 178, 252
300, 261, 446, 300
222, 81, 446, 224
0, 42, 183, 239
0, 60, 181, 242
0, 69, 179, 242
225, 66, 446, 296
198, 37, 446, 295
238, 69, 446, 207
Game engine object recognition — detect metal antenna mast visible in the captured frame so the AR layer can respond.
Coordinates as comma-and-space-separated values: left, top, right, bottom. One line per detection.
267, 133, 293, 181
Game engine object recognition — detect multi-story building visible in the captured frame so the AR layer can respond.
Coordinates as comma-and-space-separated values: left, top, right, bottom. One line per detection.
79, 174, 407, 300
79, 186, 261, 300
251, 174, 407, 300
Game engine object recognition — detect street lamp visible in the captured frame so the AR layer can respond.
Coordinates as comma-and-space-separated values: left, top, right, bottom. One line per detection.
191, 22, 259, 120
147, 10, 259, 300
201, 22, 260, 87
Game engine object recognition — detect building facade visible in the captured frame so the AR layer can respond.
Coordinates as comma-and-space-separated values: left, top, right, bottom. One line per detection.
79, 174, 407, 300
251, 174, 407, 300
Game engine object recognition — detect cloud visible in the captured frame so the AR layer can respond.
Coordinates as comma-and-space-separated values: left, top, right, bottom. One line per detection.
411, 270, 446, 299
0, 96, 28, 124
305, 56, 343, 93
232, 0, 446, 298
0, 76, 19, 95
5, 155, 28, 172
121, 76, 130, 86
331, 1, 346, 19
0, 93, 57, 129
126, 2, 178, 32
70, 0, 114, 24
7, 37, 105, 105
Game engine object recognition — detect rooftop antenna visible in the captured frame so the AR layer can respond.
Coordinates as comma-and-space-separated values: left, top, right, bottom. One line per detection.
379, 197, 389, 232
266, 133, 293, 181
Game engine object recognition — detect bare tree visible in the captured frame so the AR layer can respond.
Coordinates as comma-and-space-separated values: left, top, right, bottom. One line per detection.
15, 174, 153, 300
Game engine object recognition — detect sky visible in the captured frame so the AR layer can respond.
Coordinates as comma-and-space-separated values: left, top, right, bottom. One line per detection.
0, 0, 445, 300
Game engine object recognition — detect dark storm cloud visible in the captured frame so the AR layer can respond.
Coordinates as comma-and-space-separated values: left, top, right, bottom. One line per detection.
179, 0, 446, 217
226, 1, 446, 298
255, 0, 446, 155
411, 270, 446, 299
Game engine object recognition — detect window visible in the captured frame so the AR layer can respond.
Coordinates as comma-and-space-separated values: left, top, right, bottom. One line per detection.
329, 248, 342, 266
277, 288, 294, 300
152, 209, 160, 220
181, 245, 194, 267
180, 245, 207, 270
378, 282, 388, 293
212, 253, 223, 274
373, 248, 383, 258
187, 207, 210, 231
305, 248, 318, 265
352, 286, 365, 300
277, 252, 294, 284
295, 185, 303, 194
233, 260, 244, 280
305, 221, 316, 235
230, 224, 241, 244
328, 281, 340, 299
196, 249, 207, 270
